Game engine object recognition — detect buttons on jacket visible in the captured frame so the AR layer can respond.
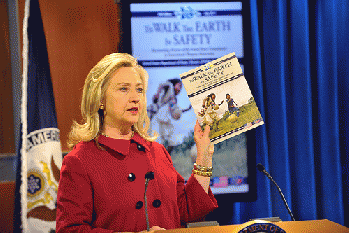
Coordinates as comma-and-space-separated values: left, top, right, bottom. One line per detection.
152, 199, 161, 208
136, 201, 143, 209
136, 200, 161, 209
127, 173, 136, 182
137, 144, 145, 152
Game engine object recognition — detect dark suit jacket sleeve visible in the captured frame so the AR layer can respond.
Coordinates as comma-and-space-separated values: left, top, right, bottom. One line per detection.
56, 154, 114, 233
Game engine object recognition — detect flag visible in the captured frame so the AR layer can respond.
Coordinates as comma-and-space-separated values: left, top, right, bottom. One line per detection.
213, 176, 229, 188
14, 0, 63, 232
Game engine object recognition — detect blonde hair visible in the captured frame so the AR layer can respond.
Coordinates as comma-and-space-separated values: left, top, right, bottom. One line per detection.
68, 53, 157, 149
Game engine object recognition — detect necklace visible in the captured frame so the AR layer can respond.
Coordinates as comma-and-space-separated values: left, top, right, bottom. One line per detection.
101, 130, 134, 140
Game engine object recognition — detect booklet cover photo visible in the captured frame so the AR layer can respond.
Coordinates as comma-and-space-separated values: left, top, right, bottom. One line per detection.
180, 53, 264, 144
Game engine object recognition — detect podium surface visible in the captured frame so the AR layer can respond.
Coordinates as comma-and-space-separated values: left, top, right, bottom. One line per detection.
160, 219, 349, 233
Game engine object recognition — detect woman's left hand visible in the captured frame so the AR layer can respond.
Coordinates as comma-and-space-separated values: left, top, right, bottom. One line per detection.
194, 120, 214, 165
193, 120, 214, 193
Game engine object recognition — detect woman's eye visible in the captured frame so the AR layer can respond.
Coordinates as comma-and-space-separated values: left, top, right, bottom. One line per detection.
120, 87, 128, 91
137, 88, 144, 93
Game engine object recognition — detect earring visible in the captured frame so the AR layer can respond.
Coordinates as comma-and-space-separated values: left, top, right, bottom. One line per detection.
100, 104, 104, 110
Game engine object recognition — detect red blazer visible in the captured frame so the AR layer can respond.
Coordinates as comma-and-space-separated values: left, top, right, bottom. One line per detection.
56, 133, 218, 232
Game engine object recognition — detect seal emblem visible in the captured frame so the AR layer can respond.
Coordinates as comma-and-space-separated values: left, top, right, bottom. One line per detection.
27, 170, 45, 196
239, 223, 286, 233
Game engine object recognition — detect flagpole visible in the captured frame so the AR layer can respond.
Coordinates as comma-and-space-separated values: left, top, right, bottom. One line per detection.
21, 0, 30, 232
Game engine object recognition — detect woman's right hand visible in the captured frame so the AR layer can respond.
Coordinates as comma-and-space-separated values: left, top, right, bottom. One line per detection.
139, 226, 166, 232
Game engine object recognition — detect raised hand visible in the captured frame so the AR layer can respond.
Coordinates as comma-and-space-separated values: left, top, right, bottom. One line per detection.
194, 120, 214, 163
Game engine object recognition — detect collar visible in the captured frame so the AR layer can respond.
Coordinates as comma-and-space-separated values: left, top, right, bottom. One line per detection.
98, 132, 150, 156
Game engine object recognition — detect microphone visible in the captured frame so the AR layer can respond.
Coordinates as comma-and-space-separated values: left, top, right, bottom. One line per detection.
145, 171, 154, 180
144, 171, 154, 231
256, 163, 296, 221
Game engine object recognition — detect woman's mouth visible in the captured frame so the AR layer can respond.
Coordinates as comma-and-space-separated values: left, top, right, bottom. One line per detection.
127, 107, 139, 114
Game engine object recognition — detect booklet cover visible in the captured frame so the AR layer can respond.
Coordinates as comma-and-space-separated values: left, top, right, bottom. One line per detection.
180, 53, 264, 144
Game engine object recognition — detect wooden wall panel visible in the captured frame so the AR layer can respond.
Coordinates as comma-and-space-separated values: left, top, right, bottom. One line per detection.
4, 0, 121, 152
0, 181, 15, 233
38, 0, 122, 152
0, 0, 15, 153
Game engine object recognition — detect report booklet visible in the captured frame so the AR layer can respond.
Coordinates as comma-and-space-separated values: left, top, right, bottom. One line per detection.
180, 53, 264, 144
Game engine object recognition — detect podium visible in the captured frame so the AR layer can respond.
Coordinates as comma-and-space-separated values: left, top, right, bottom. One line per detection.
160, 219, 349, 233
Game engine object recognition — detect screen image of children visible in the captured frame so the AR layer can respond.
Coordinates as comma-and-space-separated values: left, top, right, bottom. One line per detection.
147, 78, 192, 154
198, 93, 224, 130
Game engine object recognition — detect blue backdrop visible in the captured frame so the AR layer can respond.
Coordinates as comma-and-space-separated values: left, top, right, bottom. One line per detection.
220, 0, 349, 227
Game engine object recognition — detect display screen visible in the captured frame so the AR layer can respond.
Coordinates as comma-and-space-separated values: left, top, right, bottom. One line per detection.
124, 1, 255, 199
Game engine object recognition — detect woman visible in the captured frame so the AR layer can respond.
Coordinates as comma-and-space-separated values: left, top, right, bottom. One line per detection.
147, 78, 192, 153
56, 53, 218, 233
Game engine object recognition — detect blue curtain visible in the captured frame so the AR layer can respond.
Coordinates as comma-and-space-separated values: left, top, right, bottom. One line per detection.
226, 0, 349, 227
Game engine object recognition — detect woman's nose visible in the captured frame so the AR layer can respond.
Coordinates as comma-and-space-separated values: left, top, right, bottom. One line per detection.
129, 89, 140, 103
